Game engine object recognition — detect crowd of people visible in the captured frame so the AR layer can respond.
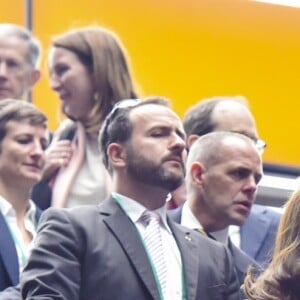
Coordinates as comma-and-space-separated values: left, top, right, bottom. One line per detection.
0, 22, 298, 300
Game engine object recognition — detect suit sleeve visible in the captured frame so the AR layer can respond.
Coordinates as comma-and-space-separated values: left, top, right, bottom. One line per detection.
21, 208, 83, 300
0, 285, 21, 300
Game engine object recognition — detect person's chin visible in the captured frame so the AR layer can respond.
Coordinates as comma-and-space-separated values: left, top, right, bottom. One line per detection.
230, 214, 248, 226
0, 89, 13, 99
23, 171, 42, 183
164, 161, 185, 176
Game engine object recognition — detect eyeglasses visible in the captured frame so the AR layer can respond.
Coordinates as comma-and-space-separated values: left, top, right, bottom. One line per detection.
254, 138, 267, 153
109, 98, 141, 117
228, 130, 267, 154
100, 98, 141, 162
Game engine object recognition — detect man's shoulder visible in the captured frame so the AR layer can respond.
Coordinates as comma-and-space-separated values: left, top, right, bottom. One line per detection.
229, 239, 258, 267
40, 197, 117, 225
169, 217, 228, 253
167, 206, 182, 223
250, 203, 282, 222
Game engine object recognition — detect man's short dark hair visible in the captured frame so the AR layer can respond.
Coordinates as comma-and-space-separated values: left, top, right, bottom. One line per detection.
99, 96, 169, 173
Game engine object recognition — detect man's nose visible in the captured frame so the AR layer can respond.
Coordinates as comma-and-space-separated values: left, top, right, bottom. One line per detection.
0, 62, 8, 77
170, 133, 186, 152
244, 176, 258, 196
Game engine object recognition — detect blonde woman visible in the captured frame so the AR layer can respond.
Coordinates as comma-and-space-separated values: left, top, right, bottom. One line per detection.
244, 189, 300, 300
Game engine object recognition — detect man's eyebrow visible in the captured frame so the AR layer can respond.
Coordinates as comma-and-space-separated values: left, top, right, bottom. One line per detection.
176, 128, 186, 140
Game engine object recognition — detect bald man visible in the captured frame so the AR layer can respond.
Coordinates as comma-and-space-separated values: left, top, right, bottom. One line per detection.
169, 96, 281, 266
170, 131, 263, 286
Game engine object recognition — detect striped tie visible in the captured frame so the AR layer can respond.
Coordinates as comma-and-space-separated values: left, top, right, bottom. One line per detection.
141, 211, 167, 298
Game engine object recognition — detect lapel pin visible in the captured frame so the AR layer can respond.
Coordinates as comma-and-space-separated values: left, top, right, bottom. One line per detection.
185, 232, 192, 241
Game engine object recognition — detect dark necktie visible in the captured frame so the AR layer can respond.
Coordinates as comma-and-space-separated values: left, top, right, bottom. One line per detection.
196, 228, 216, 240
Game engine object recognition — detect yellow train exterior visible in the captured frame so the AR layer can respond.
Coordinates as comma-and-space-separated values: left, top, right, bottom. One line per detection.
2, 0, 300, 167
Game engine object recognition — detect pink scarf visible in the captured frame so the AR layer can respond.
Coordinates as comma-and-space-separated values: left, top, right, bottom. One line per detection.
51, 122, 86, 208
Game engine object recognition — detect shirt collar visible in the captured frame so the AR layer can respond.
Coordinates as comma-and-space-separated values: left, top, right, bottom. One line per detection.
112, 192, 171, 232
181, 201, 202, 229
181, 201, 229, 244
0, 195, 36, 221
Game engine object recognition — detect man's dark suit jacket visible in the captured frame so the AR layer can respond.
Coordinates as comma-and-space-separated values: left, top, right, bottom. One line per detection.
168, 206, 258, 286
21, 197, 241, 300
240, 204, 281, 265
0, 208, 42, 291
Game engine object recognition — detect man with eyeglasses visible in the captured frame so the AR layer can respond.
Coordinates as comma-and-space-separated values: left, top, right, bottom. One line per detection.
169, 96, 281, 266
0, 24, 41, 101
19, 97, 241, 300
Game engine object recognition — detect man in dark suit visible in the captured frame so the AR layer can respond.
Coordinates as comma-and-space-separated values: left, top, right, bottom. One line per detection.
21, 97, 241, 300
170, 96, 281, 265
169, 131, 263, 286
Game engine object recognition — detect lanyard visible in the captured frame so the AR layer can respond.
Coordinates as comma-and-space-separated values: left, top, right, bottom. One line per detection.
112, 194, 187, 300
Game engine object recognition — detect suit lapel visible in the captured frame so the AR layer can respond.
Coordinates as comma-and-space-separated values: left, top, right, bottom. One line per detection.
100, 198, 161, 300
167, 206, 182, 223
0, 212, 19, 285
228, 238, 252, 273
240, 209, 270, 258
228, 238, 255, 285
168, 219, 200, 300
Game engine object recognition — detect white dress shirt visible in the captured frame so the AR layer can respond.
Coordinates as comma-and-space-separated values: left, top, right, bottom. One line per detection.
181, 202, 229, 245
228, 225, 241, 248
0, 196, 37, 272
112, 192, 183, 300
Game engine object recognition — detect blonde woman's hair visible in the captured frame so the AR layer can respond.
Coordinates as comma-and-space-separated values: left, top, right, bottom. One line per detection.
243, 189, 300, 300
52, 26, 138, 134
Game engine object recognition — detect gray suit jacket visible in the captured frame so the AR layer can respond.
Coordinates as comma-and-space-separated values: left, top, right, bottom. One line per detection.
168, 206, 259, 287
21, 197, 241, 300
240, 204, 281, 265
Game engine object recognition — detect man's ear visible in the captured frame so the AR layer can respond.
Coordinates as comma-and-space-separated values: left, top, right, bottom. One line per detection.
190, 161, 205, 186
107, 143, 127, 169
29, 69, 41, 88
187, 134, 200, 149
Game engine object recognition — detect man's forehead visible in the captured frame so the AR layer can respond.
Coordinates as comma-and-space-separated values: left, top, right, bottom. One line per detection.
0, 36, 28, 56
212, 102, 258, 137
219, 140, 262, 165
130, 104, 182, 125
213, 101, 252, 120
0, 35, 25, 46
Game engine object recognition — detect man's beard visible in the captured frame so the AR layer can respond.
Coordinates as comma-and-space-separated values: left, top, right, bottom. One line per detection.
126, 146, 184, 192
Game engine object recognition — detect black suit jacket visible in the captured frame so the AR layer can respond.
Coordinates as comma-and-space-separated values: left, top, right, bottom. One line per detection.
168, 205, 259, 286
21, 197, 241, 300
